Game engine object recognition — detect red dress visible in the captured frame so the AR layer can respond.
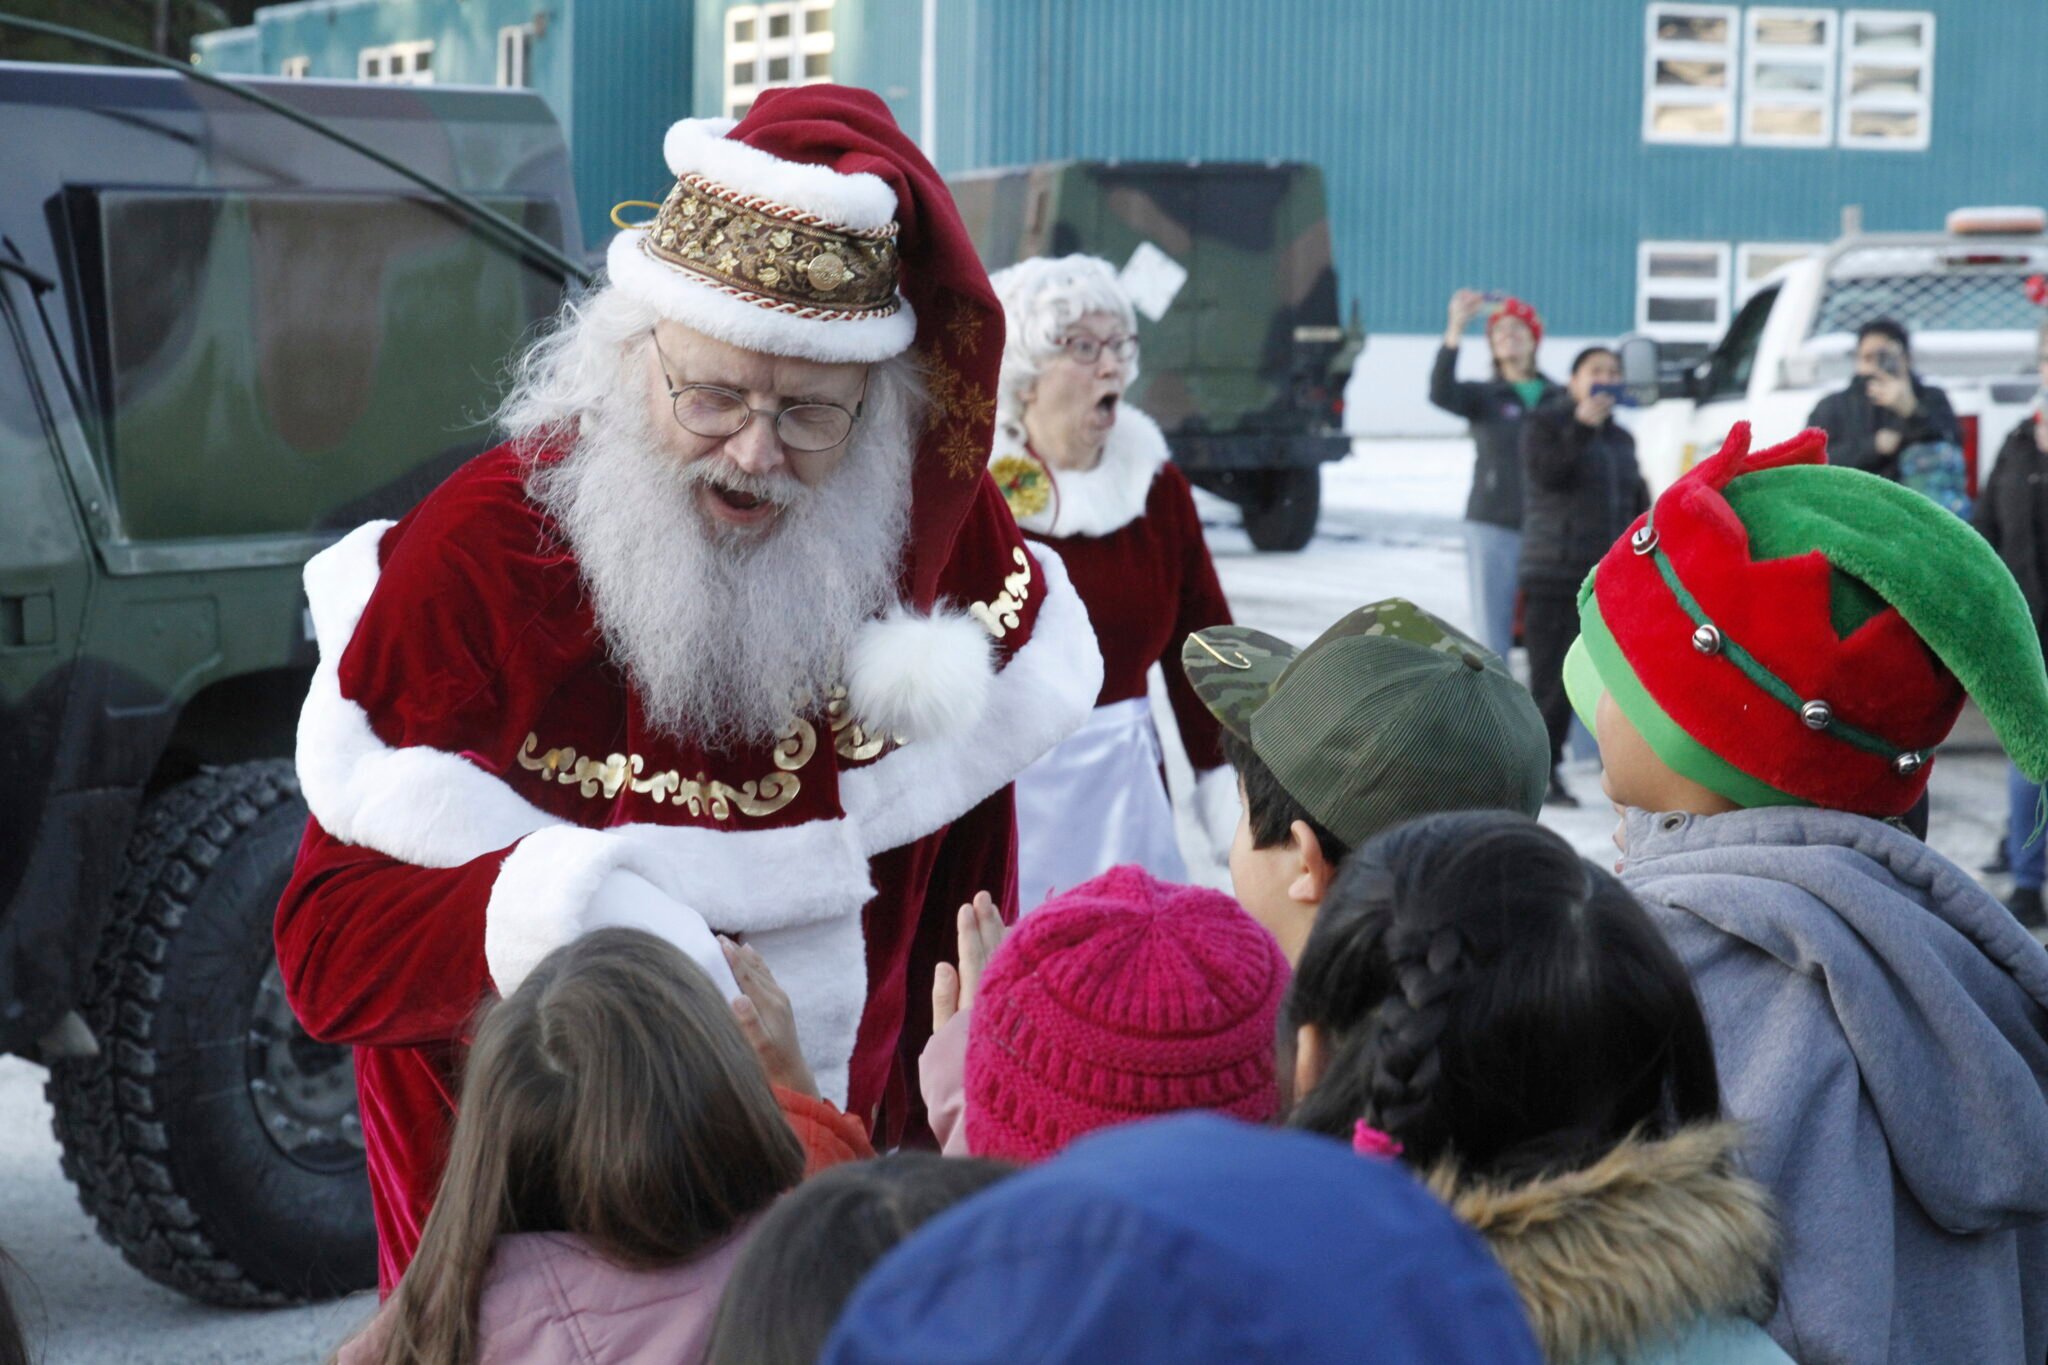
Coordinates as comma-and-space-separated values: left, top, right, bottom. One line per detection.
275, 442, 1098, 1290
990, 406, 1233, 904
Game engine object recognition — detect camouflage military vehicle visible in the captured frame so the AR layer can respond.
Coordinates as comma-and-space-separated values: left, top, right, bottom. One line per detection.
0, 60, 578, 1303
948, 160, 1363, 551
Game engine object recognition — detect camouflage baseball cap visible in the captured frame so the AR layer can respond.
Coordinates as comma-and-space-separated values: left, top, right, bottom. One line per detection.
1182, 599, 1551, 849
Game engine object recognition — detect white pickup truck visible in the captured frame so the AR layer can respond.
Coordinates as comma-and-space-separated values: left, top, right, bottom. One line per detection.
1628, 208, 2048, 496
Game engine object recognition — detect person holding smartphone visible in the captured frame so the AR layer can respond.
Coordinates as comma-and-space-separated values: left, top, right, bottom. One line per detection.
1807, 317, 1960, 482
1430, 289, 1563, 658
1519, 347, 1648, 806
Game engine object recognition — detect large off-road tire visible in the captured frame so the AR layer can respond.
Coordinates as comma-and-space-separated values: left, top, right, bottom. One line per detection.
1242, 467, 1322, 552
46, 761, 376, 1305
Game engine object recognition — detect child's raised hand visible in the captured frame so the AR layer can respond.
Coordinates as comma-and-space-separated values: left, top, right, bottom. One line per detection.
932, 892, 1007, 1032
722, 935, 819, 1099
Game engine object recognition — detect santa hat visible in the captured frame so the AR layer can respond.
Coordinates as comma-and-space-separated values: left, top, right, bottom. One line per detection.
1488, 296, 1543, 347
606, 86, 1007, 742
1564, 422, 2048, 816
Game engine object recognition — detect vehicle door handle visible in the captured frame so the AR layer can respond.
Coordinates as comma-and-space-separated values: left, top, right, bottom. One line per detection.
1, 591, 56, 647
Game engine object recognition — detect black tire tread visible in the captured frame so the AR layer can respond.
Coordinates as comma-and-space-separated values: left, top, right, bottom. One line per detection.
46, 760, 304, 1307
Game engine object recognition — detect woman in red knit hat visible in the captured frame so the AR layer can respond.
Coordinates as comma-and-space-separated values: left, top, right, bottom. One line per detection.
986, 257, 1239, 910
1430, 289, 1562, 661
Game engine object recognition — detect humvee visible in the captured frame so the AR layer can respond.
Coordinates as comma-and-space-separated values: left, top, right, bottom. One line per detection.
0, 60, 578, 1303
948, 160, 1363, 551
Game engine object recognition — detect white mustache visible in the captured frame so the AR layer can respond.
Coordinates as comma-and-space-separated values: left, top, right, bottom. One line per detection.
675, 457, 805, 509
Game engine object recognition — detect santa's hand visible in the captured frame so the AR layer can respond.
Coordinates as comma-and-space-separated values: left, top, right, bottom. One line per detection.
1194, 765, 1241, 868
582, 868, 742, 1001
723, 936, 818, 1099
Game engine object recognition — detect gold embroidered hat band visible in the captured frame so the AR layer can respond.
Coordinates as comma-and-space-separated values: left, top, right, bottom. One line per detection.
614, 172, 902, 322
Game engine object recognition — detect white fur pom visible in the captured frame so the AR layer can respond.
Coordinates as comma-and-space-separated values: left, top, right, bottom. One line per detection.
846, 607, 995, 744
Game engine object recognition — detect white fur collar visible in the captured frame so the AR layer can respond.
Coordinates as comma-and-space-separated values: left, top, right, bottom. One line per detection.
989, 403, 1170, 538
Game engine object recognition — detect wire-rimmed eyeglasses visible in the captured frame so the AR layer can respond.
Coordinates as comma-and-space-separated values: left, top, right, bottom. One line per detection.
1056, 332, 1139, 367
650, 330, 867, 453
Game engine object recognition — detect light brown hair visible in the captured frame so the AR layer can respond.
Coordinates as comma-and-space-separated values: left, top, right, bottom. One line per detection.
361, 927, 804, 1365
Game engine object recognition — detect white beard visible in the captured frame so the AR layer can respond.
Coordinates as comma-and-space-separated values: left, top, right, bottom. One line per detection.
528, 372, 915, 751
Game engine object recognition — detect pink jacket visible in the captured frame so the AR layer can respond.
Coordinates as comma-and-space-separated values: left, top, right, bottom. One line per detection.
334, 1223, 753, 1365
919, 1010, 972, 1156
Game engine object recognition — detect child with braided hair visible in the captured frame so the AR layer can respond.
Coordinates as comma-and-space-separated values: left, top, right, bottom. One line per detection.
1285, 809, 1792, 1365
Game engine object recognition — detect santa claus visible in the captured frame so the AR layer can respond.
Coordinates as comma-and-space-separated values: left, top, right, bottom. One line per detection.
273, 87, 1100, 1290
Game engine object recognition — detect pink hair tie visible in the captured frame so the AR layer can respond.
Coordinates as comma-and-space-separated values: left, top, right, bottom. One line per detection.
1351, 1120, 1404, 1160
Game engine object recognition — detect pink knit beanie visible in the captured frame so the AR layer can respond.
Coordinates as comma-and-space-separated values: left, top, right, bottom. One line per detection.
963, 865, 1290, 1162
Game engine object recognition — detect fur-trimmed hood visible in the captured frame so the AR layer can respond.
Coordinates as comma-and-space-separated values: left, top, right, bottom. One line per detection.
988, 401, 1170, 539
1428, 1124, 1779, 1364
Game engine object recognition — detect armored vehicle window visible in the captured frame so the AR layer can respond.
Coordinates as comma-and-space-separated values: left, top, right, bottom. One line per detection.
62, 187, 562, 544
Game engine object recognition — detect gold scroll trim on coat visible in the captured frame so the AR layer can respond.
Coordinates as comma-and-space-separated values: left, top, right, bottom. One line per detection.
516, 718, 816, 820
969, 546, 1034, 640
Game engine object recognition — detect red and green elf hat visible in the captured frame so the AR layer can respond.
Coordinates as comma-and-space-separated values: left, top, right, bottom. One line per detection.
1563, 421, 2048, 817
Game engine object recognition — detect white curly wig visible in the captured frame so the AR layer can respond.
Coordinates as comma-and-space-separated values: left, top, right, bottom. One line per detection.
988, 254, 1140, 443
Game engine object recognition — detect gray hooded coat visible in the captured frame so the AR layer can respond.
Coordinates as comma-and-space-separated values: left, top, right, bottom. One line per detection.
1619, 805, 2048, 1365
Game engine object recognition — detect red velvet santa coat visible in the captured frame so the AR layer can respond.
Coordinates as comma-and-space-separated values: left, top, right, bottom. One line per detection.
275, 442, 1097, 1292
993, 405, 1230, 771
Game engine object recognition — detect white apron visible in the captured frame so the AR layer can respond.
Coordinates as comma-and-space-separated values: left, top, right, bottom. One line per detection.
1013, 696, 1186, 911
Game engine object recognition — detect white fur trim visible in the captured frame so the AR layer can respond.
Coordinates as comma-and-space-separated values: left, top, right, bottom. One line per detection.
298, 522, 566, 867
662, 118, 898, 231
606, 230, 917, 364
846, 607, 993, 744
843, 545, 1102, 855
484, 835, 865, 1103
992, 403, 1169, 538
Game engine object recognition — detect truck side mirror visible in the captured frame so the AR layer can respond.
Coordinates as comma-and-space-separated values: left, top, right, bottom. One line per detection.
1618, 333, 1663, 406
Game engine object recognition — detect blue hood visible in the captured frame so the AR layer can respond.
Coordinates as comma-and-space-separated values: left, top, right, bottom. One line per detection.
822, 1113, 1539, 1364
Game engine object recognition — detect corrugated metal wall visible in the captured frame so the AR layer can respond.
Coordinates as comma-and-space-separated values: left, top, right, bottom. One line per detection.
188, 0, 693, 249
569, 2, 695, 244
702, 0, 2048, 337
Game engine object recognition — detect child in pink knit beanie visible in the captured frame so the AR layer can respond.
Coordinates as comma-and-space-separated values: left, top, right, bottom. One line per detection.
919, 865, 1290, 1162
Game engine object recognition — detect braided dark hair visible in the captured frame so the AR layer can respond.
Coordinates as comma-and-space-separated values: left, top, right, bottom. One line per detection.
1284, 810, 1721, 1182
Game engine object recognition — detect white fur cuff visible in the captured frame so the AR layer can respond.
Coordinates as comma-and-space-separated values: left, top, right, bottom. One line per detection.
483, 826, 629, 996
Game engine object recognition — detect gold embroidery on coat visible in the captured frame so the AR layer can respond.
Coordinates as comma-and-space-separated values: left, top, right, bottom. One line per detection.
825, 685, 895, 762
516, 719, 816, 819
968, 546, 1034, 639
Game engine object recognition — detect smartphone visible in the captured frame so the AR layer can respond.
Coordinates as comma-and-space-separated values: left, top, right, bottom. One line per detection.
1874, 350, 1906, 379
1589, 382, 1638, 408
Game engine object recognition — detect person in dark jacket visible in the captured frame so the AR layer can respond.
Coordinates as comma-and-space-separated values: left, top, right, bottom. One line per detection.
1520, 346, 1648, 806
1430, 289, 1563, 658
1806, 317, 1960, 482
1973, 318, 2048, 927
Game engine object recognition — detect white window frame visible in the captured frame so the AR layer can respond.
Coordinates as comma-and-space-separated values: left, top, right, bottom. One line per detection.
1839, 9, 1933, 151
1735, 241, 1821, 303
1637, 240, 1733, 346
496, 24, 535, 88
725, 0, 834, 121
1643, 3, 1740, 146
358, 41, 434, 85
1741, 8, 1835, 147
280, 55, 310, 79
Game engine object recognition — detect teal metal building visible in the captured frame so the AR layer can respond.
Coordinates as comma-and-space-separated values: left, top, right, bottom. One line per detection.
193, 0, 693, 251
196, 0, 2048, 429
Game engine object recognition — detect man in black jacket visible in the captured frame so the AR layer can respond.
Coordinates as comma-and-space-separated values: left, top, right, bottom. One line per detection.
1806, 317, 1960, 482
1520, 346, 1649, 806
